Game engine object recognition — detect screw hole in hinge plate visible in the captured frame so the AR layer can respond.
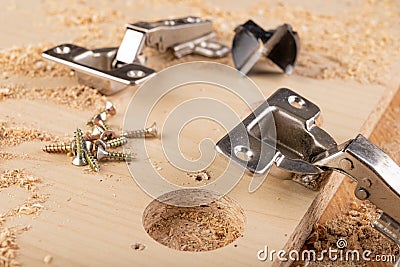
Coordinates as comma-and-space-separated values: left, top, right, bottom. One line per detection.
234, 145, 254, 162
54, 45, 71, 54
288, 95, 306, 109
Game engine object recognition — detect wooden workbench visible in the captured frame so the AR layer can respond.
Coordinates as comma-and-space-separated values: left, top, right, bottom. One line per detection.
0, 1, 399, 267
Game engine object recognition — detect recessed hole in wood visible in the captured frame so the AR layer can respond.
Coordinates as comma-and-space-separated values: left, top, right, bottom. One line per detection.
142, 190, 246, 252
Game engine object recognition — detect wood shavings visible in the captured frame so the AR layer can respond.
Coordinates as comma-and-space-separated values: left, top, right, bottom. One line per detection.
0, 122, 56, 147
0, 226, 29, 267
143, 194, 245, 252
0, 84, 108, 111
148, 0, 400, 86
19, 0, 398, 86
0, 44, 73, 79
298, 202, 399, 266
0, 169, 47, 267
43, 255, 52, 264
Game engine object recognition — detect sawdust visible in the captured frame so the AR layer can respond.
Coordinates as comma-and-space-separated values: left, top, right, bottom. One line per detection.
0, 0, 399, 263
0, 226, 29, 267
43, 255, 53, 264
193, 0, 400, 85
2, 0, 397, 90
0, 84, 108, 111
143, 194, 245, 252
0, 44, 73, 79
0, 121, 56, 147
296, 202, 399, 266
0, 169, 48, 267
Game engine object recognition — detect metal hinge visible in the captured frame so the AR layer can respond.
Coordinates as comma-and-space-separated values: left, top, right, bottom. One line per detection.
42, 16, 229, 95
216, 88, 400, 254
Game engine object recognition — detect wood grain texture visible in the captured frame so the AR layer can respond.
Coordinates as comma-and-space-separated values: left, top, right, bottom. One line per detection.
0, 1, 399, 267
313, 87, 400, 267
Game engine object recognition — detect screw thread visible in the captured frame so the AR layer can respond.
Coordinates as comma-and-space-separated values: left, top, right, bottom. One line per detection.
42, 143, 71, 153
100, 122, 111, 131
85, 150, 100, 172
106, 137, 128, 148
74, 129, 84, 158
107, 151, 132, 161
123, 129, 146, 138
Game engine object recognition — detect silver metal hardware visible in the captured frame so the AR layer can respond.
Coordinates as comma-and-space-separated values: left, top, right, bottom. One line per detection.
122, 122, 158, 138
216, 88, 336, 191
373, 213, 400, 266
216, 87, 400, 249
42, 44, 156, 95
314, 133, 400, 227
72, 128, 87, 166
95, 140, 133, 162
42, 17, 228, 95
121, 16, 230, 61
232, 21, 299, 75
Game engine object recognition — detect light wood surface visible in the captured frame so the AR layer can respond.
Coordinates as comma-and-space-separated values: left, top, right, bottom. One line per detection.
1, 1, 399, 267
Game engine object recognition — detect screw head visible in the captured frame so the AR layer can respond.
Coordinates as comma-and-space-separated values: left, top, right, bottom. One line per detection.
72, 155, 87, 166
96, 145, 108, 161
91, 125, 104, 136
84, 141, 94, 153
99, 112, 107, 122
146, 122, 158, 137
355, 187, 369, 200
339, 158, 354, 171
92, 114, 106, 128
70, 140, 77, 156
105, 101, 116, 116
362, 178, 372, 188
100, 130, 117, 141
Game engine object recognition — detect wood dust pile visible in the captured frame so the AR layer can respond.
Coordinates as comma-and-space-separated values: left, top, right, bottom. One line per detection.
297, 202, 399, 266
0, 169, 47, 267
144, 196, 246, 252
0, 84, 107, 111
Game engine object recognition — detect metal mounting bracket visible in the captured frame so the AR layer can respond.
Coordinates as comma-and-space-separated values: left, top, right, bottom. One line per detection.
42, 44, 156, 95
119, 16, 230, 62
216, 87, 400, 254
42, 16, 229, 95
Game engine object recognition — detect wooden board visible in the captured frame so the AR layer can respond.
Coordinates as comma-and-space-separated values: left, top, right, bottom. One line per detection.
1, 1, 399, 267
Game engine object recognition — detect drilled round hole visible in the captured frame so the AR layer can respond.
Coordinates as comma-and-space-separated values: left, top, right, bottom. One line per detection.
288, 95, 306, 109
130, 243, 146, 251
234, 145, 253, 161
54, 45, 71, 54
143, 189, 246, 252
127, 70, 145, 78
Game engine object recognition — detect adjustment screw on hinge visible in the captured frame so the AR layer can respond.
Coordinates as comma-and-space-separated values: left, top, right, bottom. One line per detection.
339, 158, 354, 171
361, 178, 372, 188
355, 187, 369, 200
